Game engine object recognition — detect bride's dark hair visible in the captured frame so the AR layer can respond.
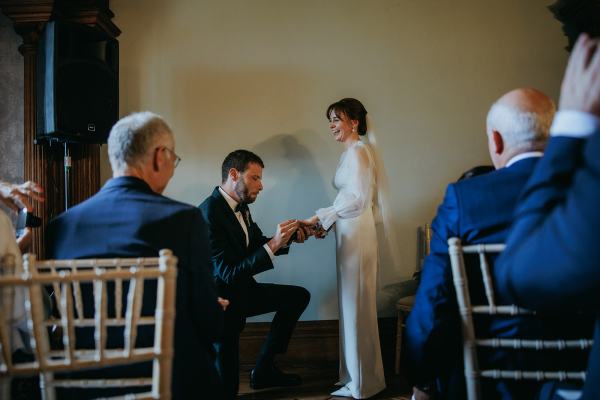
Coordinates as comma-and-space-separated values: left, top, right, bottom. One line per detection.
326, 98, 368, 135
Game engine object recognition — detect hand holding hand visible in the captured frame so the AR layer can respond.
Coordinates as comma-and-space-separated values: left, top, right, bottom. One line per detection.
559, 34, 600, 117
0, 180, 45, 212
300, 215, 319, 227
300, 216, 328, 239
290, 224, 312, 244
268, 219, 300, 252
313, 225, 328, 239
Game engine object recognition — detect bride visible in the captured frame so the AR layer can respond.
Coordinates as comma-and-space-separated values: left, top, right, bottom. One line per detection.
303, 98, 395, 398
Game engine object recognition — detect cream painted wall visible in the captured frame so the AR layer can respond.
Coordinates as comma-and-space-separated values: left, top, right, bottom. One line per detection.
106, 0, 568, 321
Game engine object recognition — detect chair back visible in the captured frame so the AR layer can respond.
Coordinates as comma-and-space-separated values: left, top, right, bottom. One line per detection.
0, 249, 177, 400
415, 223, 432, 277
448, 238, 592, 400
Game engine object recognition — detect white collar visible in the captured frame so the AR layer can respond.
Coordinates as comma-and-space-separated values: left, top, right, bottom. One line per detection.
505, 151, 543, 168
218, 186, 239, 212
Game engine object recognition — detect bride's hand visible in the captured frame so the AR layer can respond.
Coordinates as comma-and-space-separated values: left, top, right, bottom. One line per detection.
299, 216, 329, 238
313, 225, 328, 239
300, 215, 319, 227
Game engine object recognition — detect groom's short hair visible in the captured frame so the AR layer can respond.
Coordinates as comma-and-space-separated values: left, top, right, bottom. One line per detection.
221, 149, 265, 183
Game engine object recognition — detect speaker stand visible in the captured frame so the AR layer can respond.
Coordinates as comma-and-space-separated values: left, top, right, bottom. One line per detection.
64, 142, 71, 210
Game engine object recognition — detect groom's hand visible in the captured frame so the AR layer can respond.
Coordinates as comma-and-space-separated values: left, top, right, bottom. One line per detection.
268, 219, 299, 252
290, 224, 312, 244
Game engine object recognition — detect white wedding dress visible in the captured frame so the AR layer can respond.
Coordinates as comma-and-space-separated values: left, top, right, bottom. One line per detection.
316, 140, 386, 399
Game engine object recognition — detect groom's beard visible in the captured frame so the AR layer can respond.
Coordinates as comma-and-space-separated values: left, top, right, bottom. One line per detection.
235, 179, 256, 204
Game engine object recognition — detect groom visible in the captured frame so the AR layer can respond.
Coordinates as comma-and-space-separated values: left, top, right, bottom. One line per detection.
199, 149, 311, 399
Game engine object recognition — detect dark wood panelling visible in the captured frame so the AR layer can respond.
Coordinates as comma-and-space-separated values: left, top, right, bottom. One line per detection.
240, 318, 397, 373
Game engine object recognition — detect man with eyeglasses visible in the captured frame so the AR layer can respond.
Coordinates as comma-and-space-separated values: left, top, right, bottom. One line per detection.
46, 111, 225, 399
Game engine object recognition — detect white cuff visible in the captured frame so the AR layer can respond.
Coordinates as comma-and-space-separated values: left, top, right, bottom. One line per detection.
263, 243, 275, 261
551, 110, 600, 138
316, 207, 337, 231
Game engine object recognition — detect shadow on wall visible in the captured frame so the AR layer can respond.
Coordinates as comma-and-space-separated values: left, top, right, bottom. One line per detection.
165, 65, 340, 292
163, 65, 332, 203
251, 132, 339, 321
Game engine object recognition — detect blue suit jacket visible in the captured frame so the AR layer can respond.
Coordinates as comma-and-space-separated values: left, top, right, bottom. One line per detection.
406, 157, 544, 398
46, 177, 223, 399
495, 131, 600, 399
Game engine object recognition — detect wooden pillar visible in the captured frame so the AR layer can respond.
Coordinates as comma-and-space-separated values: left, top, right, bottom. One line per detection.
1, 0, 119, 258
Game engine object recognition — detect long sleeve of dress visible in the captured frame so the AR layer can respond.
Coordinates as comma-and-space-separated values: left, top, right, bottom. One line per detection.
316, 144, 374, 230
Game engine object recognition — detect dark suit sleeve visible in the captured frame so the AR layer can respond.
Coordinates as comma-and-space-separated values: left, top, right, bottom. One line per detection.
406, 183, 462, 384
495, 132, 600, 311
201, 204, 275, 285
185, 210, 223, 341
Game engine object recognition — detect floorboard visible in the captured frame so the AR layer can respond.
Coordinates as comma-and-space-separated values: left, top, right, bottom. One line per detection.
238, 363, 412, 400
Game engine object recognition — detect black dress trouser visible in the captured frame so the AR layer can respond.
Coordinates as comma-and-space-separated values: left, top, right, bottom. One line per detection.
215, 283, 310, 399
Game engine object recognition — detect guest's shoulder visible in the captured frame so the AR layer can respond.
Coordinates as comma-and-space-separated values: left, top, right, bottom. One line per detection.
454, 166, 504, 191
157, 198, 206, 232
158, 195, 201, 216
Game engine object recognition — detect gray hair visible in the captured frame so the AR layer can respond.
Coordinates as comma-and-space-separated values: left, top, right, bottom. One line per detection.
108, 111, 172, 174
486, 101, 555, 152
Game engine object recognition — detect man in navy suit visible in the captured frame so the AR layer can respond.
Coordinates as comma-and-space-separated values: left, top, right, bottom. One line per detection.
46, 112, 224, 399
494, 34, 600, 400
199, 149, 311, 399
405, 88, 556, 399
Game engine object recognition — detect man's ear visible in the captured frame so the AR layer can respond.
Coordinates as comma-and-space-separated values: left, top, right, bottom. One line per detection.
152, 147, 161, 172
492, 130, 504, 155
228, 168, 239, 182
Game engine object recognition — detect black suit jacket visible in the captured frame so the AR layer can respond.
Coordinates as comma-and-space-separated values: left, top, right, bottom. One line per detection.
198, 187, 289, 318
46, 177, 223, 399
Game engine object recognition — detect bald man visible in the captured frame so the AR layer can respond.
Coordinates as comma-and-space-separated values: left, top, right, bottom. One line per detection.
405, 88, 556, 399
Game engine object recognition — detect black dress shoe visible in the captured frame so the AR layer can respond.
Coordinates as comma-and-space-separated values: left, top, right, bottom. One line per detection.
249, 365, 302, 389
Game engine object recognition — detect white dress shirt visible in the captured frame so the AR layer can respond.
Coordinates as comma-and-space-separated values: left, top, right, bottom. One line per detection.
505, 151, 544, 168
551, 110, 600, 138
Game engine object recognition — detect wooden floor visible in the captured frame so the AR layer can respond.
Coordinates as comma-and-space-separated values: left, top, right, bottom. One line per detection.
238, 363, 412, 400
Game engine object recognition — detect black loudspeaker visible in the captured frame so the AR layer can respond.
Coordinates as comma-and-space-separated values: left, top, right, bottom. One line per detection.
36, 20, 118, 144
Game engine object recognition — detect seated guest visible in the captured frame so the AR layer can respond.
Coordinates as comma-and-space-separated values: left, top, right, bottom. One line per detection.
0, 180, 44, 399
0, 180, 44, 352
406, 87, 556, 399
46, 112, 224, 399
494, 34, 600, 400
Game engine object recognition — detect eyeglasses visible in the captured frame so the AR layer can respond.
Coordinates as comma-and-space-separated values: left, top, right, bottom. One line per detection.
157, 146, 182, 168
